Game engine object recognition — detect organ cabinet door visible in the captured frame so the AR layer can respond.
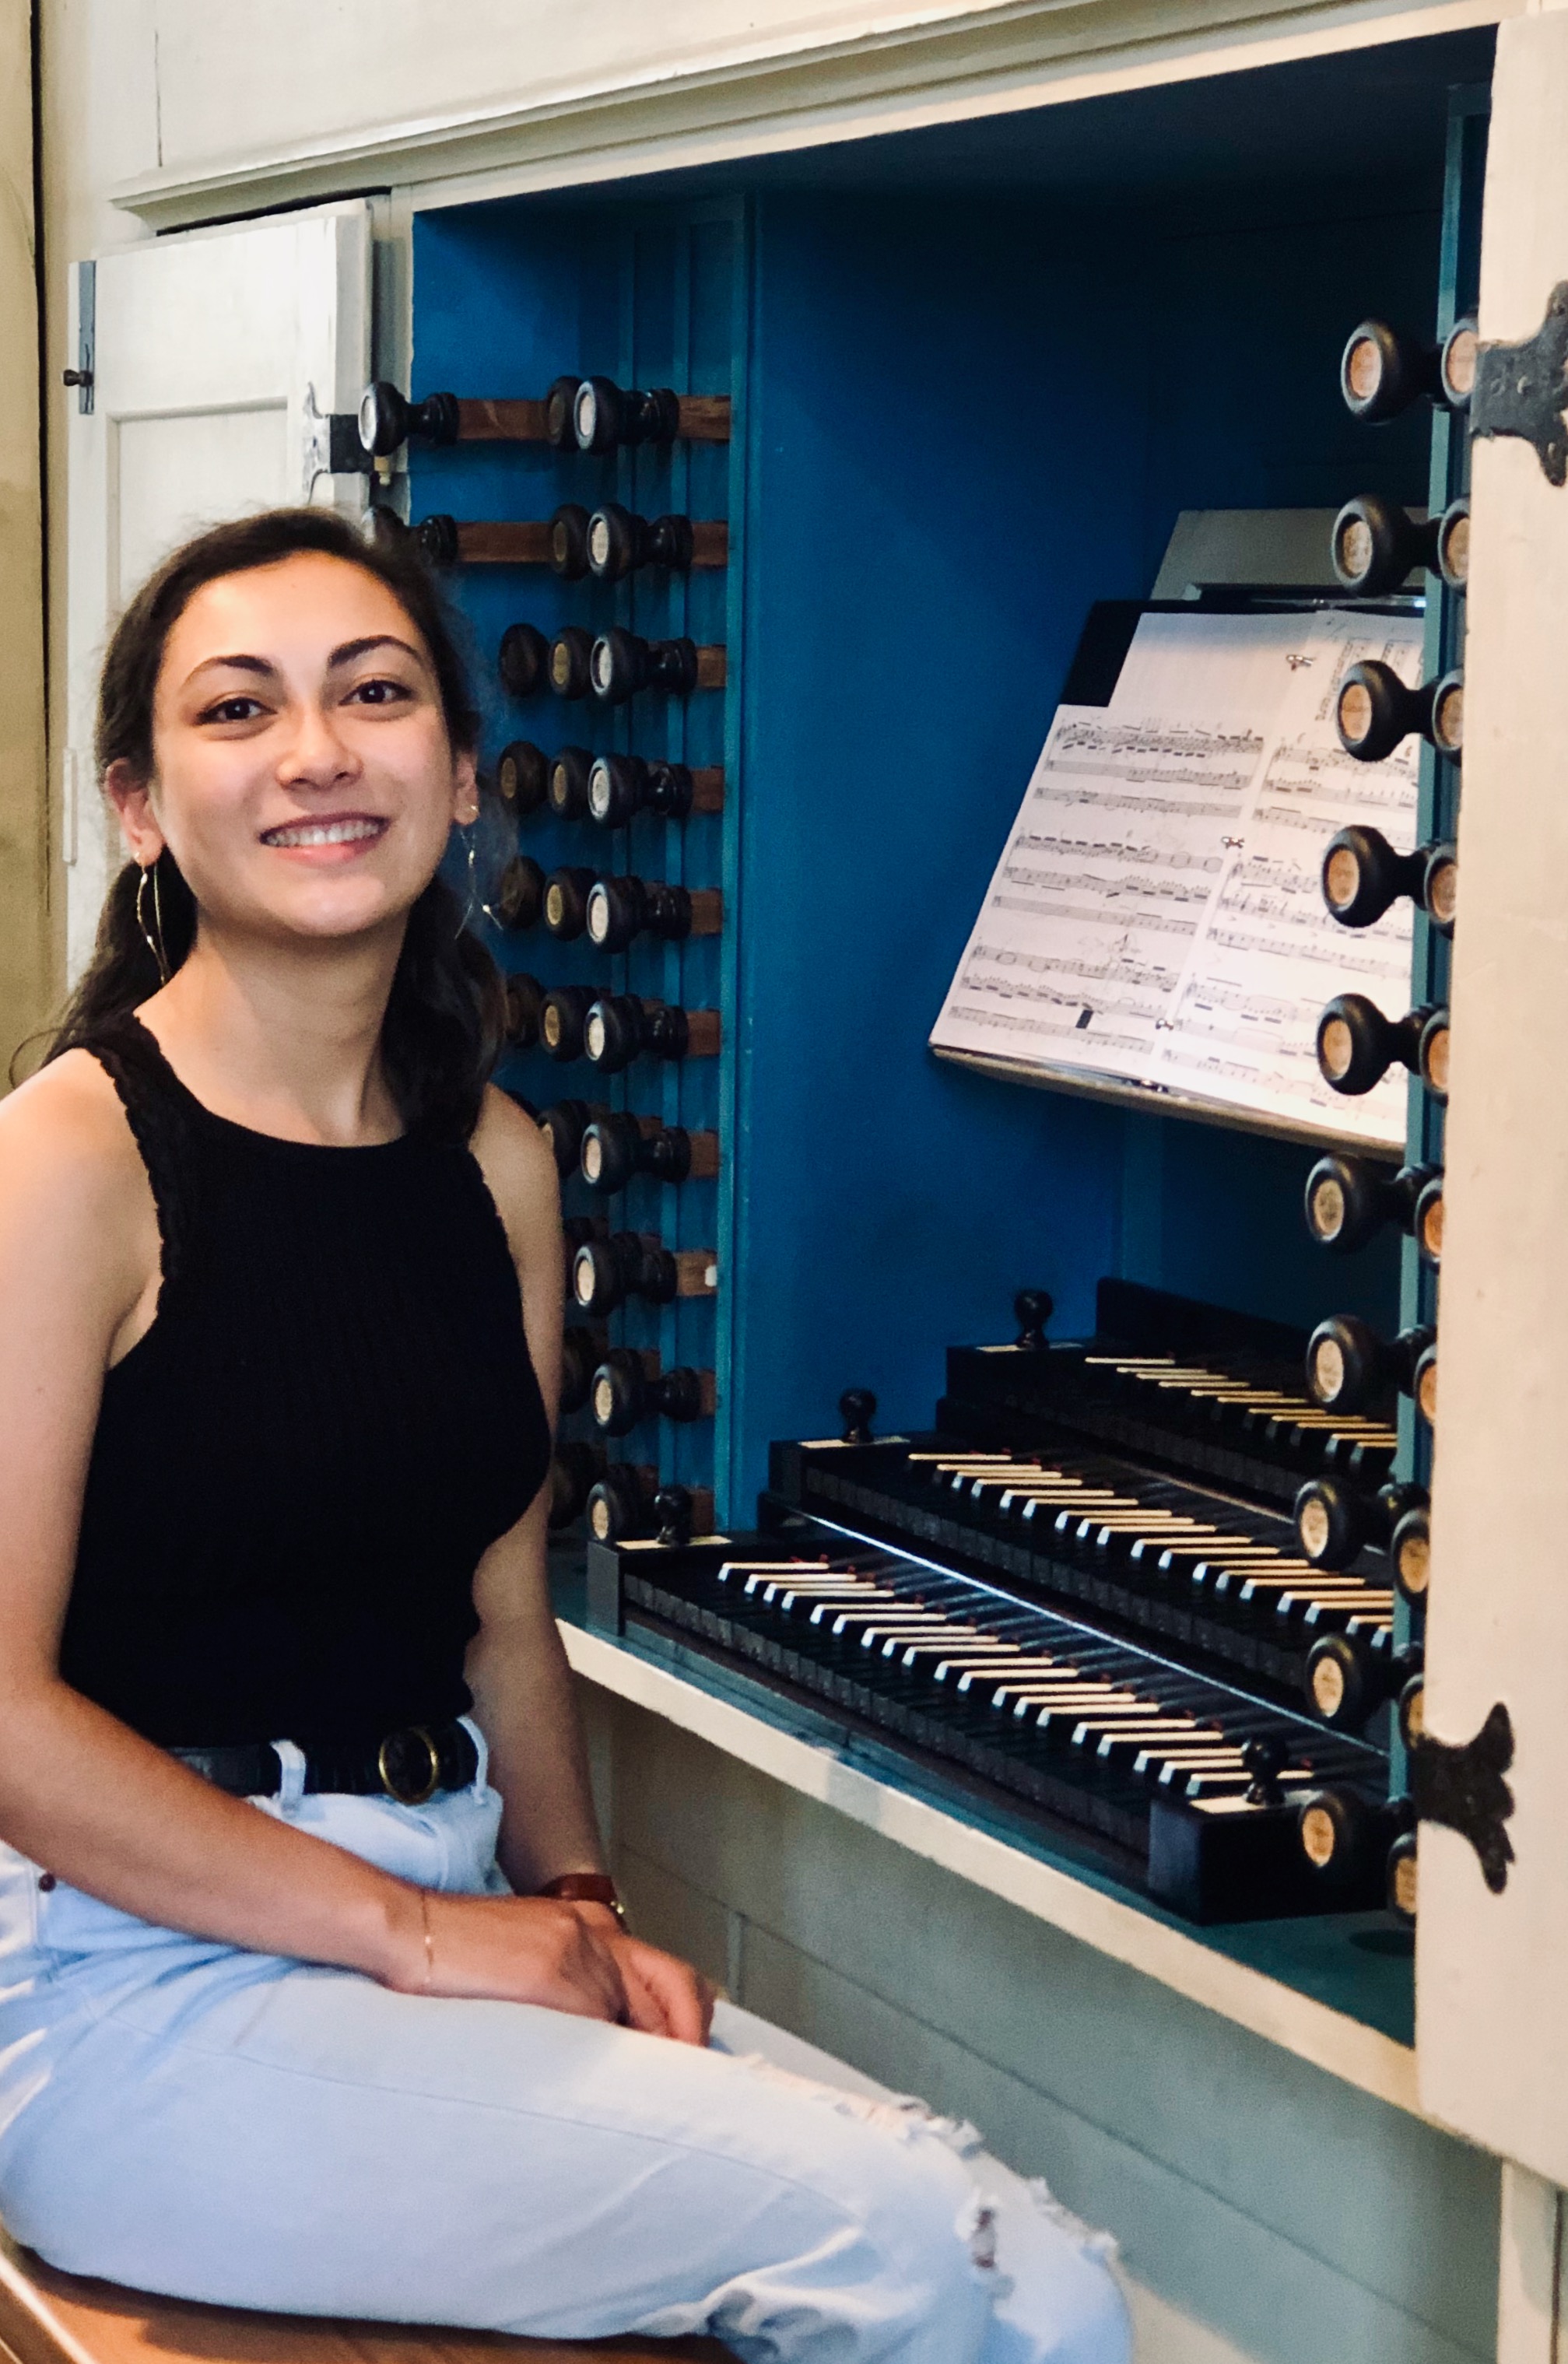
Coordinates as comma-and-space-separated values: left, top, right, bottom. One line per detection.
1415, 10, 1568, 2190
61, 201, 373, 979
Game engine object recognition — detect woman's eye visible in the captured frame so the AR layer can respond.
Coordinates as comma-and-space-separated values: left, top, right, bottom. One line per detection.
349, 676, 412, 708
201, 696, 265, 724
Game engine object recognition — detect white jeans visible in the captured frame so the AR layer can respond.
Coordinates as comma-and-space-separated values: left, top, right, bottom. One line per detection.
0, 1738, 1128, 2364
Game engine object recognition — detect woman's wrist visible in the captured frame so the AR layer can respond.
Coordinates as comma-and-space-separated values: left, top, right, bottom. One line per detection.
537, 1870, 626, 1927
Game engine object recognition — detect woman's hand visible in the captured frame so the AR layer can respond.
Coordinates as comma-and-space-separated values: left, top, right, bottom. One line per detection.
385, 1892, 715, 2044
387, 1892, 630, 2022
574, 1903, 716, 2046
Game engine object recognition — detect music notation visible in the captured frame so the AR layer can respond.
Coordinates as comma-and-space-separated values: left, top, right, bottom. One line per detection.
930, 607, 1423, 1145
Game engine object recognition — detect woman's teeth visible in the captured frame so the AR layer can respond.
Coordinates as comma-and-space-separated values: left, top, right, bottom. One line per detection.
262, 818, 385, 847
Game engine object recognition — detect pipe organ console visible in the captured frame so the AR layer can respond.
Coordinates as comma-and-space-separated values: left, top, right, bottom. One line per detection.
584, 1279, 1404, 1921
398, 89, 1489, 1970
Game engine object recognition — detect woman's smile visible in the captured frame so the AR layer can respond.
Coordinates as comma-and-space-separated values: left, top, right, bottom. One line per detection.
259, 812, 391, 858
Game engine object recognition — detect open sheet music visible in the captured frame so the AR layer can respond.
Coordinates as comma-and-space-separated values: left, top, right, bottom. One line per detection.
929, 607, 1424, 1149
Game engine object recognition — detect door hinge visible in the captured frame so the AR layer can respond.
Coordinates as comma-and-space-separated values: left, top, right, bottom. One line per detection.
65, 261, 95, 415
302, 385, 372, 497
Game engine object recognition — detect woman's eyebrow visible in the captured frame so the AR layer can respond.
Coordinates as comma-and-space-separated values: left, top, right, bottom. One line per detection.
328, 633, 427, 671
178, 636, 428, 693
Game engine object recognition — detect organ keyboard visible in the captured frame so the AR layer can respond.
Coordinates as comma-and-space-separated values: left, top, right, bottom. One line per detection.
584, 1278, 1400, 1923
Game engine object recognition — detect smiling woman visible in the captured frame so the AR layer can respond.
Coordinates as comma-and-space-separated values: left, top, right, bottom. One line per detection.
51, 509, 503, 1139
0, 506, 1129, 2364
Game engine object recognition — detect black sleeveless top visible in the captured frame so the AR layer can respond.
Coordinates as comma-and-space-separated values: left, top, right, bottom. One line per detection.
60, 1015, 551, 1748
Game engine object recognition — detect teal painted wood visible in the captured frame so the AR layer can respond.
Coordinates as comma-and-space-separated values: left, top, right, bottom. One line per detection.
410, 196, 745, 1523
1391, 85, 1489, 1779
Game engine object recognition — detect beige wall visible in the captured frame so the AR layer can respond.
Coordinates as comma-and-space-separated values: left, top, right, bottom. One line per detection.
0, 0, 49, 1069
35, 0, 156, 1029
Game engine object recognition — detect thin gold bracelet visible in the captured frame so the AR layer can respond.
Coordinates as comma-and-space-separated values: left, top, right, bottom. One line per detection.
419, 1889, 435, 1992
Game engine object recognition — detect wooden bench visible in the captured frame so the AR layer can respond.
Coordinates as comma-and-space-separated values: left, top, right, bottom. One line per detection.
0, 2237, 730, 2364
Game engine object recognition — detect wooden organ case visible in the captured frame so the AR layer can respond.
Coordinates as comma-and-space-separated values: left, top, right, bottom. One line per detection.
313, 30, 1564, 2351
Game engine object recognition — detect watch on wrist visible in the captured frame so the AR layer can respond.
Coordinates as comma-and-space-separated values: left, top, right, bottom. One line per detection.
538, 1871, 627, 1927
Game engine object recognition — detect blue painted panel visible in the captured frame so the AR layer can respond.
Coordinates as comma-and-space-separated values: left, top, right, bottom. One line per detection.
409, 83, 1454, 1523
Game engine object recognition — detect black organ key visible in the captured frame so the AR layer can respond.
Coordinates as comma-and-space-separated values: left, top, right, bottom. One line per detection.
571, 1232, 717, 1316
1335, 661, 1463, 763
579, 1112, 720, 1193
1320, 828, 1457, 934
591, 1349, 716, 1435
1315, 994, 1444, 1097
549, 627, 597, 701
1386, 1830, 1418, 1922
542, 866, 598, 941
590, 628, 727, 704
1306, 1314, 1435, 1419
502, 972, 543, 1049
538, 1099, 606, 1178
540, 986, 595, 1063
559, 1324, 608, 1415
497, 740, 548, 815
548, 1440, 604, 1530
498, 623, 550, 700
1297, 1784, 1412, 1891
586, 1462, 657, 1542
584, 995, 722, 1072
569, 378, 731, 452
1304, 1632, 1418, 1730
549, 746, 595, 820
587, 1470, 715, 1547
586, 505, 728, 580
1303, 1154, 1440, 1252
588, 753, 725, 827
1338, 315, 1477, 421
496, 855, 545, 932
587, 875, 724, 953
1293, 1474, 1426, 1570
1329, 494, 1470, 595
1389, 1502, 1430, 1605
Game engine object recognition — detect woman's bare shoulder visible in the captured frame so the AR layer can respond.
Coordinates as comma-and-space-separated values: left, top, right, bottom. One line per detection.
469, 1085, 561, 1261
0, 1050, 144, 1187
0, 1052, 153, 1324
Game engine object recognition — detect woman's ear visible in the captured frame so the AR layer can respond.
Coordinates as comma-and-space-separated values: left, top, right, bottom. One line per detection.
105, 761, 167, 867
452, 749, 480, 829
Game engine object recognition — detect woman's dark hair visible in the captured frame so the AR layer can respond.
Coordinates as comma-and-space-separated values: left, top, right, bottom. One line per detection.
46, 507, 504, 1140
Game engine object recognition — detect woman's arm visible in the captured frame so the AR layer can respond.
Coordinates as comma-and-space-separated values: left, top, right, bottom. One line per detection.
0, 1059, 633, 2029
465, 1088, 605, 1892
465, 1089, 712, 2041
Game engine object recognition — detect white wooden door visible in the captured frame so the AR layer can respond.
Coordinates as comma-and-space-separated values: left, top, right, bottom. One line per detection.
1416, 6, 1568, 2201
62, 202, 373, 979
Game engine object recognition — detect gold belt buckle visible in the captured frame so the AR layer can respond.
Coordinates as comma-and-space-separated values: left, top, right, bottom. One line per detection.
377, 1724, 443, 1805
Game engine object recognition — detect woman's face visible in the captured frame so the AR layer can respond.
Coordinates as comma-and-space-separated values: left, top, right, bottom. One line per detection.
108, 551, 478, 949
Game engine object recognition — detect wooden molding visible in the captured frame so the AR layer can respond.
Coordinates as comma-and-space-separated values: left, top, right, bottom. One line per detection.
107, 0, 1508, 231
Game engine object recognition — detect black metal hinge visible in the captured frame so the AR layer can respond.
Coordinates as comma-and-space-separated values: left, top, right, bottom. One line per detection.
1472, 283, 1568, 486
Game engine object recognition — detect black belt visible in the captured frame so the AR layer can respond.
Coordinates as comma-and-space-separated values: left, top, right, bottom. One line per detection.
173, 1719, 478, 1805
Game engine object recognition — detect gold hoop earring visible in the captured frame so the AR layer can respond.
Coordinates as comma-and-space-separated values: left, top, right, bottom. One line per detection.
136, 861, 171, 984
